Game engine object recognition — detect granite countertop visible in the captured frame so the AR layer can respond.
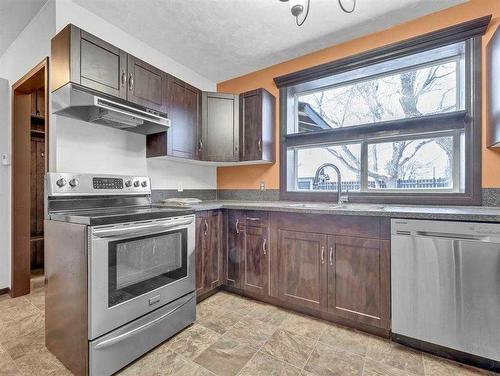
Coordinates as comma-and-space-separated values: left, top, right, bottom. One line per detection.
154, 200, 500, 223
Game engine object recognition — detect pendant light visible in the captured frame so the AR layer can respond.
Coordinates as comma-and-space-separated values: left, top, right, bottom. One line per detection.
279, 0, 356, 26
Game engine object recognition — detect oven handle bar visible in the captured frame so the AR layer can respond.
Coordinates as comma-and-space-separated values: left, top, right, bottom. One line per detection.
92, 218, 193, 238
94, 294, 195, 350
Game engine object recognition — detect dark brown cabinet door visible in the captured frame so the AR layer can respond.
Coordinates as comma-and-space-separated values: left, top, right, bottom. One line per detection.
239, 89, 275, 163
205, 211, 222, 289
327, 236, 390, 330
79, 30, 127, 99
127, 55, 167, 112
195, 213, 206, 295
242, 225, 268, 296
226, 211, 244, 288
277, 230, 328, 311
167, 77, 201, 159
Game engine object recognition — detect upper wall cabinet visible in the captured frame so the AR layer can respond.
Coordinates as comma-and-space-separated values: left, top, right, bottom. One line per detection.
240, 89, 275, 163
147, 76, 201, 159
51, 24, 167, 112
201, 92, 239, 162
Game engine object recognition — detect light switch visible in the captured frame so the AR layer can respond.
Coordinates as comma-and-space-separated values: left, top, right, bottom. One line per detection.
177, 182, 183, 192
1, 153, 11, 166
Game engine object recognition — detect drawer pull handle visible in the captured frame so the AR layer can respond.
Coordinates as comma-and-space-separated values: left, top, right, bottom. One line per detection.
263, 238, 267, 255
321, 246, 325, 265
329, 247, 333, 266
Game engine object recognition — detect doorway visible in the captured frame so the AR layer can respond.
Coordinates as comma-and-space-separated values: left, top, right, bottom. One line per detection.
11, 58, 49, 297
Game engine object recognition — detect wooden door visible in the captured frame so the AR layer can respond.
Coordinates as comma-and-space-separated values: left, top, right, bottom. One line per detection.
195, 213, 206, 295
167, 77, 201, 159
277, 230, 328, 311
79, 30, 127, 99
240, 90, 262, 161
328, 236, 390, 329
205, 211, 222, 290
226, 211, 244, 288
127, 55, 167, 112
242, 225, 268, 296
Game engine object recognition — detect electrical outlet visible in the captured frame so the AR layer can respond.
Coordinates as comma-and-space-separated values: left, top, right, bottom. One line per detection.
177, 182, 183, 192
259, 180, 266, 191
1, 153, 11, 166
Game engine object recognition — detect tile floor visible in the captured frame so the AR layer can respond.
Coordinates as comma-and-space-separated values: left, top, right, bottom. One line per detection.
0, 283, 497, 376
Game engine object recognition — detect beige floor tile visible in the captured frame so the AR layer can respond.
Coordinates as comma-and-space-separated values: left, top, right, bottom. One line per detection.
119, 347, 214, 376
14, 348, 70, 376
2, 328, 45, 360
197, 307, 245, 335
0, 345, 22, 376
225, 316, 277, 349
261, 329, 315, 368
0, 312, 45, 344
423, 354, 496, 376
304, 341, 364, 376
367, 338, 424, 376
279, 312, 329, 340
194, 335, 257, 376
168, 323, 221, 359
246, 303, 289, 326
238, 351, 301, 376
26, 288, 45, 311
318, 324, 373, 357
0, 297, 39, 323
363, 358, 414, 376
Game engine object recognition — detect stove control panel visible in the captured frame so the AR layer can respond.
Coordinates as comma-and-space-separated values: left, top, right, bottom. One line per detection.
46, 173, 151, 196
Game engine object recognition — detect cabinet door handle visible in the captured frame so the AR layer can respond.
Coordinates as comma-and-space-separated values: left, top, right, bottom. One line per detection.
129, 73, 134, 91
198, 140, 203, 152
263, 238, 267, 255
204, 220, 208, 236
258, 139, 262, 152
121, 70, 127, 87
246, 217, 260, 221
235, 218, 240, 234
321, 246, 325, 265
329, 247, 333, 266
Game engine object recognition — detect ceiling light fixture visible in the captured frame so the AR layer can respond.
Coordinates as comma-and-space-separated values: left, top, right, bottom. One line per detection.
279, 0, 356, 26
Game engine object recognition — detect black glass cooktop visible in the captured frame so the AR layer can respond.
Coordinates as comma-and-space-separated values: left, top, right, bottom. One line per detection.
49, 205, 194, 226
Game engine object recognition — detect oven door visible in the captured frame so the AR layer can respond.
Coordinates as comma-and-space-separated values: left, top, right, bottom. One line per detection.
89, 215, 195, 339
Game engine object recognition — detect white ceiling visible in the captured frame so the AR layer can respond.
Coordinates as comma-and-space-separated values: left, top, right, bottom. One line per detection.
0, 0, 48, 58
3, 0, 467, 83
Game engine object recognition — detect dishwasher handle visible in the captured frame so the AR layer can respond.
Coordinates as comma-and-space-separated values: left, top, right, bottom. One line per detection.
396, 230, 494, 243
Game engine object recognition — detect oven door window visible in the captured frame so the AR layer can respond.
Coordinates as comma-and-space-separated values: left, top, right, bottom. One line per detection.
108, 229, 187, 307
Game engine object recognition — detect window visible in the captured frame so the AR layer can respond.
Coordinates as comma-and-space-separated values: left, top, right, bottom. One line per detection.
276, 18, 486, 205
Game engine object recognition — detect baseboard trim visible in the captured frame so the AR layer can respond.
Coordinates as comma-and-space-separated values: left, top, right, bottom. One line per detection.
0, 287, 10, 296
392, 333, 500, 373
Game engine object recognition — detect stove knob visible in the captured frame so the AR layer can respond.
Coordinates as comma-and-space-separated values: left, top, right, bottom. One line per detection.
125, 180, 132, 187
56, 178, 67, 188
69, 178, 79, 188
141, 180, 148, 187
133, 180, 140, 187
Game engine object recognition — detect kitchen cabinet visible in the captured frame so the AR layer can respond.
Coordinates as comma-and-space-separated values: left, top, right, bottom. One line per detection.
276, 230, 328, 311
126, 55, 167, 112
241, 224, 268, 296
239, 89, 275, 163
146, 76, 201, 159
226, 211, 244, 288
489, 26, 500, 147
327, 236, 390, 330
195, 211, 222, 296
200, 92, 239, 162
51, 24, 166, 113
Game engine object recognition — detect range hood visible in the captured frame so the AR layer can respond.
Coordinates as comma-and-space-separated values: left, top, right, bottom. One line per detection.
52, 83, 170, 135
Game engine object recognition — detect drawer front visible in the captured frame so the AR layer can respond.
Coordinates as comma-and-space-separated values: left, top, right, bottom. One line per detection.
244, 210, 269, 227
89, 293, 195, 376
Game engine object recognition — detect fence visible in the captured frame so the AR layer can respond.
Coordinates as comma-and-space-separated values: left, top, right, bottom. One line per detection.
297, 177, 449, 190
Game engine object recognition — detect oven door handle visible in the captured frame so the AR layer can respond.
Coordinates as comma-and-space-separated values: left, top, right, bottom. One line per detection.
94, 294, 195, 350
93, 218, 193, 238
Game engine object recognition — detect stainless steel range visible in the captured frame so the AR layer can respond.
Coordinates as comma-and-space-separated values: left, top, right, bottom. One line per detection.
45, 173, 196, 376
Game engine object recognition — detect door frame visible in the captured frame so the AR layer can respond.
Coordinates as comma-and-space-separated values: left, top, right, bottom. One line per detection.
11, 58, 49, 297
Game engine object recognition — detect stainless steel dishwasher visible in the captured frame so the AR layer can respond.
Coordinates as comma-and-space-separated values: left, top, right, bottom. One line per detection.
391, 219, 500, 368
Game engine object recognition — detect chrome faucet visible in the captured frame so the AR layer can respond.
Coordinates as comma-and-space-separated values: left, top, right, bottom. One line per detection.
312, 163, 348, 205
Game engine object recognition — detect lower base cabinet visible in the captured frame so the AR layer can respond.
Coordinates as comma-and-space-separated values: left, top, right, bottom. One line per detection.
195, 210, 222, 296
200, 209, 391, 334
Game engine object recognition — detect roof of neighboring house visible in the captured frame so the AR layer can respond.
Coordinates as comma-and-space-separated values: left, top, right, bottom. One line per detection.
297, 102, 332, 132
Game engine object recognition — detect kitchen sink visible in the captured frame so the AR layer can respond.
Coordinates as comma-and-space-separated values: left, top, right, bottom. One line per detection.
284, 203, 385, 211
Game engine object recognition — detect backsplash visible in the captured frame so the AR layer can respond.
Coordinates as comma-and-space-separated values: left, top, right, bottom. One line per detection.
153, 188, 500, 207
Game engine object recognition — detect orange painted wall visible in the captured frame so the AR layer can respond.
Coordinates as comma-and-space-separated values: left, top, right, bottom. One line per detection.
217, 0, 500, 190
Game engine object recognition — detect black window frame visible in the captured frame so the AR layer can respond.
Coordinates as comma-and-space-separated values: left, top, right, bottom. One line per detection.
274, 16, 491, 206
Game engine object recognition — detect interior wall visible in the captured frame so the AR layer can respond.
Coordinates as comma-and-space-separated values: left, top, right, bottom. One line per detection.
216, 0, 500, 190
0, 0, 217, 289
